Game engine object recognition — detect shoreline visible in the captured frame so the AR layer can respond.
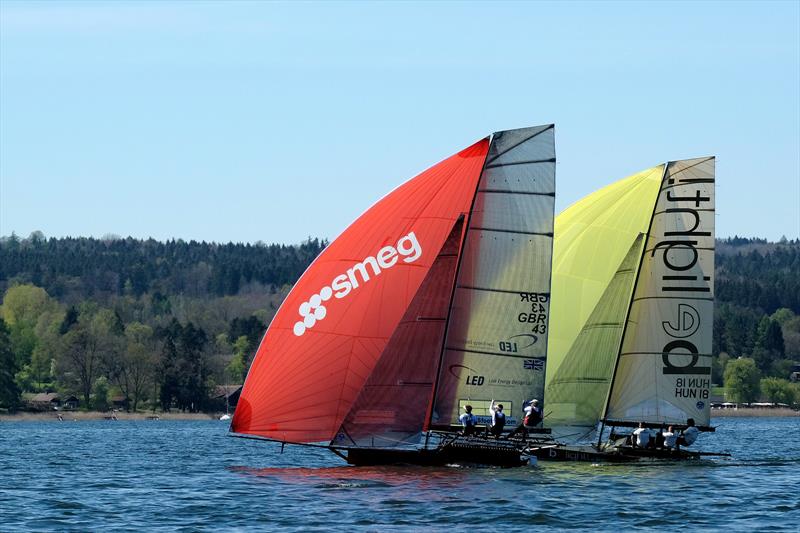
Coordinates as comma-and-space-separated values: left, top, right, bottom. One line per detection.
711, 407, 799, 418
0, 411, 228, 422
2, 407, 798, 423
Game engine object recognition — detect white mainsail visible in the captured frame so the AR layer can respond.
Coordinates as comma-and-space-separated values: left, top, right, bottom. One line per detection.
431, 125, 556, 428
605, 157, 715, 428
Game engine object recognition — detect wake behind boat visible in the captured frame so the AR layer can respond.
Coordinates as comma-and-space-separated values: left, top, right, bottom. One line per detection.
230, 125, 558, 467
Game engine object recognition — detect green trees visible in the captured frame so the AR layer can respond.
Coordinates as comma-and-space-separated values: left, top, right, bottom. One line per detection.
713, 239, 800, 387
120, 323, 155, 412
156, 319, 211, 412
751, 317, 786, 374
0, 235, 313, 411
92, 376, 110, 411
0, 318, 21, 409
1, 284, 60, 380
759, 377, 794, 405
4, 234, 793, 412
724, 358, 761, 403
0, 235, 326, 301
225, 336, 248, 384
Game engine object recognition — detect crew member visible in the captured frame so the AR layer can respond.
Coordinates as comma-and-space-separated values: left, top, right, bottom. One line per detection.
485, 400, 506, 438
508, 399, 542, 440
677, 418, 699, 449
459, 404, 477, 436
632, 422, 651, 448
662, 426, 678, 449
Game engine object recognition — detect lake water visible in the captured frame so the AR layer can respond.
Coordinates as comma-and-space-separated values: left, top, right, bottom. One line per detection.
1, 417, 798, 531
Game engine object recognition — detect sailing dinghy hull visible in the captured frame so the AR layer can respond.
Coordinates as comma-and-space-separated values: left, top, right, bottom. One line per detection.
530, 444, 702, 463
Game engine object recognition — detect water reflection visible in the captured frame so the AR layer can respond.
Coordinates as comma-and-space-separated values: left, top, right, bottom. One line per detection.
230, 464, 472, 488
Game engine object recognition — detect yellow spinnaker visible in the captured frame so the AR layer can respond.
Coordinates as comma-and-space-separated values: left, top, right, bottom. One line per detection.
546, 166, 663, 401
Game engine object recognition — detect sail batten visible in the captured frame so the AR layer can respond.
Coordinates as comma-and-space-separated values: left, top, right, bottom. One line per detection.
431, 125, 556, 428
605, 157, 716, 428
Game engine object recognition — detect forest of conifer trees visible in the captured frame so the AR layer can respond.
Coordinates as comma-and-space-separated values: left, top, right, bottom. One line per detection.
0, 233, 798, 412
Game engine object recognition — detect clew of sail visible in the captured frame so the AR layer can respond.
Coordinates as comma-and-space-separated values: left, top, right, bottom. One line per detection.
430, 125, 556, 429
605, 157, 715, 429
231, 140, 489, 443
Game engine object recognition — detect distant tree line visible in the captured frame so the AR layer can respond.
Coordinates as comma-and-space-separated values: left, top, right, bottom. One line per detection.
0, 233, 798, 411
0, 232, 325, 300
0, 233, 325, 412
712, 238, 800, 404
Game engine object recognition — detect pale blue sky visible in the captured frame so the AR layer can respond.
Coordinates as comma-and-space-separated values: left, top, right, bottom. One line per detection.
1, 1, 798, 244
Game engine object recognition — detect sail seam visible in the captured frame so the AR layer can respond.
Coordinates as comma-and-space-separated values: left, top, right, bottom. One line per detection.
644, 246, 714, 253
470, 227, 554, 237
486, 125, 553, 164
633, 295, 713, 302
620, 351, 713, 357
665, 157, 714, 178
485, 157, 555, 169
445, 346, 546, 359
653, 208, 714, 215
551, 377, 609, 384
478, 189, 555, 196
661, 182, 714, 191
581, 323, 625, 329
456, 284, 550, 296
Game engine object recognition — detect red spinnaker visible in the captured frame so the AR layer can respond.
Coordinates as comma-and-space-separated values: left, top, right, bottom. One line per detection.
335, 218, 465, 448
232, 139, 489, 442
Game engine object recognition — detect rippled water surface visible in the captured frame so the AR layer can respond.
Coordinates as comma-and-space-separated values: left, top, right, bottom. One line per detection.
2, 417, 799, 531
